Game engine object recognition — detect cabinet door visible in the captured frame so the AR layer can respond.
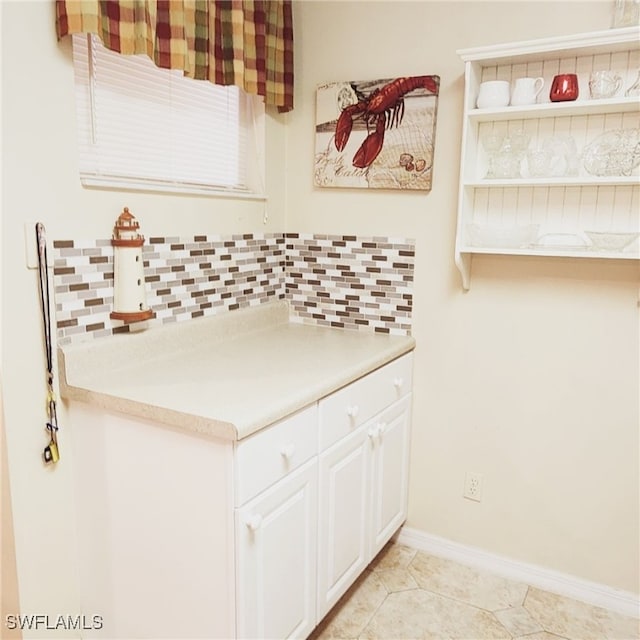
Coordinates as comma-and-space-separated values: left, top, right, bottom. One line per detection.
369, 394, 412, 558
235, 459, 317, 640
317, 425, 371, 619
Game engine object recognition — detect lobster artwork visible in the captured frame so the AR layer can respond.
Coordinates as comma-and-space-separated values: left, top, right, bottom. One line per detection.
334, 75, 440, 169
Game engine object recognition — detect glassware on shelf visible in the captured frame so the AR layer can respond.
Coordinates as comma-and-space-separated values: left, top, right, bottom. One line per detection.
589, 70, 622, 99
508, 130, 531, 156
526, 149, 553, 177
533, 233, 588, 251
481, 132, 504, 178
625, 70, 640, 97
493, 151, 522, 179
611, 0, 640, 27
466, 223, 539, 248
562, 137, 580, 177
585, 231, 640, 252
549, 73, 579, 102
481, 130, 530, 179
583, 129, 640, 177
538, 136, 579, 178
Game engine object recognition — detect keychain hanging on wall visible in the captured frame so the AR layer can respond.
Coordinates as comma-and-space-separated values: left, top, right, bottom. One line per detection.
35, 222, 60, 464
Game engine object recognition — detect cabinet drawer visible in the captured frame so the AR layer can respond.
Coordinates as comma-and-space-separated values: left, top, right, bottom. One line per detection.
318, 353, 413, 451
235, 404, 318, 506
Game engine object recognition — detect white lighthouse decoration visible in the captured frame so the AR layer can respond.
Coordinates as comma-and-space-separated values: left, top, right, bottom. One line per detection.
110, 207, 153, 323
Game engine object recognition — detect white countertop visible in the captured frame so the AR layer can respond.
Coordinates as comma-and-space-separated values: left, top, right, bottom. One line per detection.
59, 301, 415, 440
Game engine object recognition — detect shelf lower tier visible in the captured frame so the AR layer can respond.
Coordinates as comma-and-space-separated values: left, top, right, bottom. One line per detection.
455, 246, 639, 290
458, 246, 640, 259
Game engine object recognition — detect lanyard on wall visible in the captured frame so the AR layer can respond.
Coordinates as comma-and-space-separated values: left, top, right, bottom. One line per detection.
36, 223, 60, 464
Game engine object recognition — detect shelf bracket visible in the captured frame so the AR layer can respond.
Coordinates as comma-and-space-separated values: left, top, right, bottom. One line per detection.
455, 252, 471, 291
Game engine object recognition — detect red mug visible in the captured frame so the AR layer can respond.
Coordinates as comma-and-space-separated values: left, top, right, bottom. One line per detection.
549, 74, 579, 102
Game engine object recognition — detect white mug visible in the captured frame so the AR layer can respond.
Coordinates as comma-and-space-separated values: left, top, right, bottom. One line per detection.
511, 77, 545, 106
476, 80, 510, 108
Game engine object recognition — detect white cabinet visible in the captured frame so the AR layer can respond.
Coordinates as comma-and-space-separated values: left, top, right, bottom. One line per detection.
369, 396, 412, 558
316, 354, 413, 619
455, 27, 640, 289
234, 405, 319, 507
67, 403, 238, 640
235, 460, 318, 640
317, 425, 371, 618
234, 404, 319, 640
67, 352, 414, 640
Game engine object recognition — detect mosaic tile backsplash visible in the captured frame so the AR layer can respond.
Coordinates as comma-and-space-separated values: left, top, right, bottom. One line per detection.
53, 232, 414, 345
286, 234, 414, 334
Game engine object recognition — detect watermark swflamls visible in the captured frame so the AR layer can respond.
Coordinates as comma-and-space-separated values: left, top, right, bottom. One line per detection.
5, 614, 104, 632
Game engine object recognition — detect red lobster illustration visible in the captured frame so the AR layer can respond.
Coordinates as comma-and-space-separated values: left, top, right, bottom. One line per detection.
334, 75, 440, 169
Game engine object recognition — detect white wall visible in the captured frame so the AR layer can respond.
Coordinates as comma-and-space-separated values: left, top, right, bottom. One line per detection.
1, 0, 638, 629
286, 0, 639, 594
1, 0, 287, 629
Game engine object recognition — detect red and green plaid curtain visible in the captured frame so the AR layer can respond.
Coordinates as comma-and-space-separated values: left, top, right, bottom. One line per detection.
55, 0, 294, 112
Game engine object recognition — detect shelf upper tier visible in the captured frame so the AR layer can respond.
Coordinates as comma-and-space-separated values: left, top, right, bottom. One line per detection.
468, 97, 640, 122
457, 26, 640, 66
465, 176, 640, 188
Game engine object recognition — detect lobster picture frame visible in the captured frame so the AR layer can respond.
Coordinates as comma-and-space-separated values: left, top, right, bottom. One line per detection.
314, 75, 440, 191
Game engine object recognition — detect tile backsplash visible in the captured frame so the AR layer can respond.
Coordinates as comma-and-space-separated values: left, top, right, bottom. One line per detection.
286, 233, 414, 335
53, 232, 414, 345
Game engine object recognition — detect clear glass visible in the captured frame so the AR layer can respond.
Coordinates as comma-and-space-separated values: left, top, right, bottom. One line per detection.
583, 129, 640, 176
612, 0, 640, 27
625, 70, 640, 97
526, 149, 553, 177
481, 132, 504, 179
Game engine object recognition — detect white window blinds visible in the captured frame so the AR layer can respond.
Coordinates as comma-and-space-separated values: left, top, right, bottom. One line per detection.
72, 34, 265, 196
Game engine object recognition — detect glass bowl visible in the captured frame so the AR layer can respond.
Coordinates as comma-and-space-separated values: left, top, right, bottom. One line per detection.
583, 129, 640, 177
466, 223, 539, 248
585, 231, 640, 252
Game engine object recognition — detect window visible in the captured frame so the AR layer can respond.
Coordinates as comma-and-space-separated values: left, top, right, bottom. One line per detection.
72, 34, 265, 197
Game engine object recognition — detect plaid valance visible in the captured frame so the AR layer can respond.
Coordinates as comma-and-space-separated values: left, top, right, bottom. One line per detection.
56, 0, 294, 112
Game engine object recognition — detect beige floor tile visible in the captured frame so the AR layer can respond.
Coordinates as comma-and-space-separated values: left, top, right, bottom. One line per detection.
376, 566, 420, 593
359, 589, 511, 640
408, 551, 529, 612
369, 541, 417, 572
524, 587, 640, 640
309, 570, 388, 640
310, 542, 640, 640
494, 604, 544, 636
513, 633, 569, 640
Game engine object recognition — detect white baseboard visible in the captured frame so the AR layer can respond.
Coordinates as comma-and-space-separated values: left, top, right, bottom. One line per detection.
397, 526, 640, 619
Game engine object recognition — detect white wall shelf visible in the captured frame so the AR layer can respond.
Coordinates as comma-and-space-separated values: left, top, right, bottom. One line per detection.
469, 96, 639, 122
456, 246, 640, 260
454, 27, 640, 290
466, 177, 638, 187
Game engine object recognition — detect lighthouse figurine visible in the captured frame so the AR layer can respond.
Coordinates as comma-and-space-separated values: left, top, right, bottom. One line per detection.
110, 207, 153, 323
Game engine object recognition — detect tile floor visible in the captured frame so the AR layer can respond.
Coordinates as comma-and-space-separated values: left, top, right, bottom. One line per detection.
309, 541, 640, 640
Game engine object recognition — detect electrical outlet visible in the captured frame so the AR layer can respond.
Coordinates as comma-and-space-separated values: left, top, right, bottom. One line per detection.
463, 472, 483, 502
